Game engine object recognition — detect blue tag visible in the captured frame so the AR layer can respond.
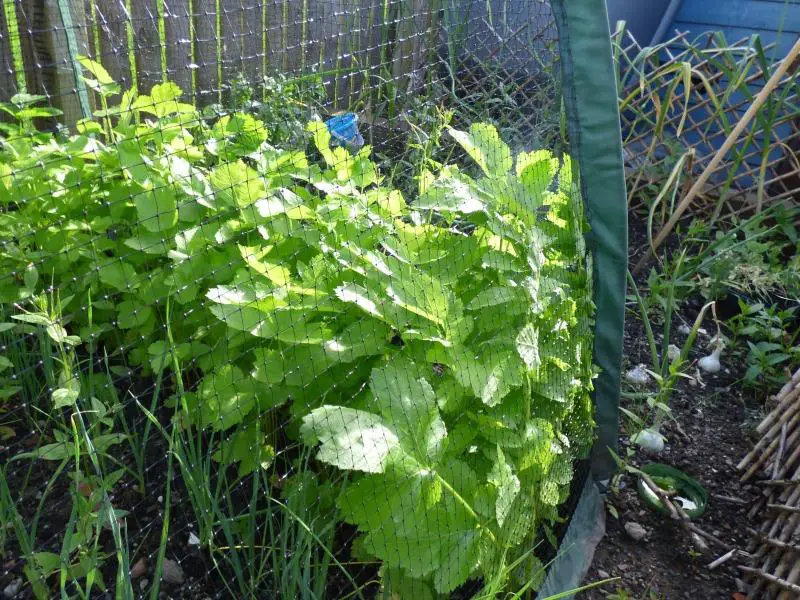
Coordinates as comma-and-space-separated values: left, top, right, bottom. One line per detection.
324, 113, 364, 150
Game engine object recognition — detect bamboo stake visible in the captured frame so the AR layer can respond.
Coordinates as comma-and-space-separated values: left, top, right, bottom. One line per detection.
758, 368, 800, 433
767, 503, 800, 515
739, 410, 800, 480
756, 480, 800, 488
748, 528, 800, 554
739, 566, 800, 595
774, 423, 789, 480
633, 37, 800, 275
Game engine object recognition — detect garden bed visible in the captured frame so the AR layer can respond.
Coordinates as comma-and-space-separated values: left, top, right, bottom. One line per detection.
581, 217, 771, 599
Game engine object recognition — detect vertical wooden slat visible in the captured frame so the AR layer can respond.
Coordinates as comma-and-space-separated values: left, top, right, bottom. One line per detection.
163, 0, 192, 96
48, 0, 92, 124
16, 1, 44, 98
392, 0, 429, 96
0, 0, 17, 101
89, 0, 133, 89
193, 0, 217, 104
307, 0, 331, 105
130, 0, 161, 93
239, 0, 261, 85
219, 0, 244, 93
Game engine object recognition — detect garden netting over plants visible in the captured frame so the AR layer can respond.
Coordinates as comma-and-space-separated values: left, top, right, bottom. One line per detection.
0, 0, 626, 597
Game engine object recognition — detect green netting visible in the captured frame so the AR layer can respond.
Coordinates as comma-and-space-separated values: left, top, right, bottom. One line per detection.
0, 0, 625, 597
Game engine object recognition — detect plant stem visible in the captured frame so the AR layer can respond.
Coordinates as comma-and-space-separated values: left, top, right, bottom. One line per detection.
436, 473, 497, 543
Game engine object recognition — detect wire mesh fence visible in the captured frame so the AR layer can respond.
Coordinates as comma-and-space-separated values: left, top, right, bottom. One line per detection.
0, 1, 600, 598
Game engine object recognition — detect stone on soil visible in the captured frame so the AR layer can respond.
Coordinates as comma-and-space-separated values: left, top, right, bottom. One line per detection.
624, 521, 648, 541
162, 558, 185, 585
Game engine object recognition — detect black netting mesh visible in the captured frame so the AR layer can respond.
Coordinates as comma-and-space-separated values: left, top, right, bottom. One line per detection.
0, 1, 597, 597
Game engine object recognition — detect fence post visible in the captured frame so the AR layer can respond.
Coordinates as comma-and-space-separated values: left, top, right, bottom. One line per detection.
38, 0, 92, 126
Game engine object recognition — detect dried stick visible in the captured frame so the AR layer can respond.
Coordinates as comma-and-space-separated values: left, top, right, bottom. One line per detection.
633, 37, 800, 274
755, 479, 800, 488
757, 380, 800, 434
767, 503, 800, 515
707, 549, 736, 570
711, 493, 749, 506
739, 566, 800, 595
747, 528, 800, 554
739, 410, 800, 479
774, 423, 789, 480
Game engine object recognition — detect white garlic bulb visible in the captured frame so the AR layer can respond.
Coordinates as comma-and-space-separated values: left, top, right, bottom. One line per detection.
698, 345, 723, 373
625, 364, 651, 385
631, 428, 665, 454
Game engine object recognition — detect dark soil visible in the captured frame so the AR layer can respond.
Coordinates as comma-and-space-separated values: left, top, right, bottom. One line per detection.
581, 214, 767, 600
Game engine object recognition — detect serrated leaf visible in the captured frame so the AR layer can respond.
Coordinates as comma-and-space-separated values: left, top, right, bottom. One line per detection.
449, 347, 522, 407
540, 480, 560, 505
116, 301, 153, 330
323, 319, 390, 362
335, 283, 384, 319
99, 262, 137, 291
196, 365, 257, 430
210, 160, 266, 208
415, 176, 485, 214
516, 323, 541, 370
134, 186, 178, 232
301, 406, 400, 474
488, 446, 520, 526
381, 567, 435, 600
370, 360, 447, 465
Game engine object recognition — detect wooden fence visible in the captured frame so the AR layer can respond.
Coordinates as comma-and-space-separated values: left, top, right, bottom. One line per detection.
0, 0, 444, 123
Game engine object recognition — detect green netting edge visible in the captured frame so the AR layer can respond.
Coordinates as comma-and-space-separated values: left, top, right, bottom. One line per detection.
538, 479, 605, 598
552, 0, 627, 483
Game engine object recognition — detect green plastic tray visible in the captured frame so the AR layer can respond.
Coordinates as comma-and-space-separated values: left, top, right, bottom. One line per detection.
636, 463, 708, 520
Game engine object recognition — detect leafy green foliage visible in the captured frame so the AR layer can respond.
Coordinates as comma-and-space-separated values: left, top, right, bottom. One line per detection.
0, 65, 594, 595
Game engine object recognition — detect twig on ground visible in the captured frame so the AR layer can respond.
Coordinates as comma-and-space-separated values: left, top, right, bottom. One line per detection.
707, 549, 736, 570
711, 493, 750, 506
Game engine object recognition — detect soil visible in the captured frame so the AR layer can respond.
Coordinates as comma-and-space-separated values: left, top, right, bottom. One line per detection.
580, 214, 768, 600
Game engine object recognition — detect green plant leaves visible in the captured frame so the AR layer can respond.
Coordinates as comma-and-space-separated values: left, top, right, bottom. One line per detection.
301, 406, 401, 473
489, 447, 520, 527
0, 86, 594, 597
78, 55, 120, 97
448, 123, 512, 177
516, 323, 541, 370
98, 262, 137, 291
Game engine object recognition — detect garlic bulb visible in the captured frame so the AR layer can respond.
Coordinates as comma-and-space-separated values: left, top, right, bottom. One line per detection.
678, 324, 691, 336
631, 428, 665, 454
698, 345, 723, 373
625, 364, 650, 385
667, 344, 680, 362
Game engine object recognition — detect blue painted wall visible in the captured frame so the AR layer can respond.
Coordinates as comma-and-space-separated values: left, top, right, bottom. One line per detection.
606, 0, 671, 44
649, 0, 800, 188
668, 0, 800, 59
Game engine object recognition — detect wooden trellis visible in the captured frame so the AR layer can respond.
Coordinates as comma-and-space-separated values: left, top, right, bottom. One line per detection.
613, 26, 800, 223
739, 367, 800, 599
